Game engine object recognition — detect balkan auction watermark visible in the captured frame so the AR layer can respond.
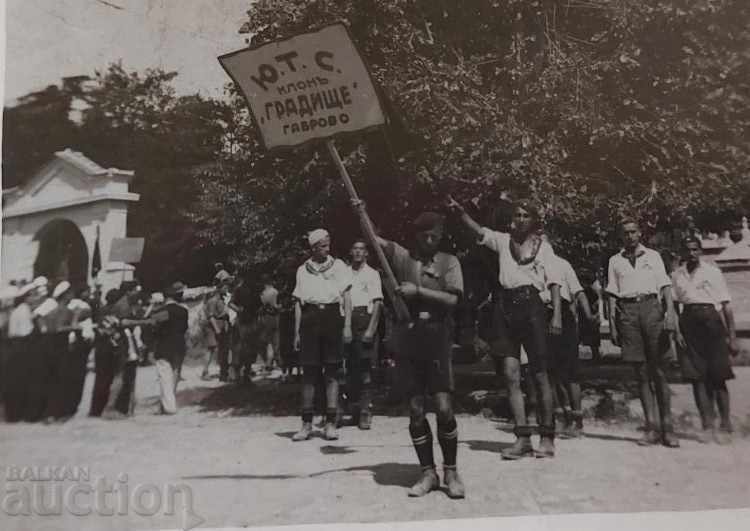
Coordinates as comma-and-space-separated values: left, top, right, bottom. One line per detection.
2, 465, 204, 530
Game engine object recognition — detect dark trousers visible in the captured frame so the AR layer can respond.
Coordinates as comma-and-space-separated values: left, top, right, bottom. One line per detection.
3, 336, 30, 422
217, 333, 230, 379
24, 335, 51, 422
90, 340, 117, 416
44, 333, 72, 419
61, 340, 91, 417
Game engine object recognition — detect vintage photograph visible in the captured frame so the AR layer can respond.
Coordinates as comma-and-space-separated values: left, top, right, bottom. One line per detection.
1, 1, 749, 530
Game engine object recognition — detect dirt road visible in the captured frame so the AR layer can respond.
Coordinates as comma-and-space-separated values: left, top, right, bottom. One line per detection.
1, 366, 749, 531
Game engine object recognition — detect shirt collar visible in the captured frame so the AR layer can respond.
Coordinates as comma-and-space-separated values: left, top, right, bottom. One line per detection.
351, 262, 370, 274
621, 244, 647, 258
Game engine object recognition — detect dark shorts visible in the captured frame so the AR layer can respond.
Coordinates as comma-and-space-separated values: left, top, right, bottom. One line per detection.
345, 307, 379, 364
300, 304, 343, 367
489, 286, 549, 373
679, 305, 734, 384
548, 305, 579, 382
258, 312, 280, 345
616, 296, 667, 364
394, 318, 454, 396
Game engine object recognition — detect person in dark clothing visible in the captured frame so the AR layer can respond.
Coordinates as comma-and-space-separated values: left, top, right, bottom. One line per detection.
89, 288, 125, 417
364, 204, 466, 499
41, 281, 77, 423
150, 282, 189, 415
102, 281, 149, 419
3, 284, 36, 422
673, 236, 739, 444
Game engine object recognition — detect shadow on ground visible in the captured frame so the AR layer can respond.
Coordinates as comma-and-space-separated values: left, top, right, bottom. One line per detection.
182, 462, 422, 488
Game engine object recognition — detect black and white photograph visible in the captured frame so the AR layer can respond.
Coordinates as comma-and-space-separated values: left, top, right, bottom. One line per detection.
1, 1, 749, 531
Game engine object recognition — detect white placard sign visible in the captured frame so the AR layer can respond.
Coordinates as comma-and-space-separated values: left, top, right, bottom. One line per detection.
219, 23, 386, 150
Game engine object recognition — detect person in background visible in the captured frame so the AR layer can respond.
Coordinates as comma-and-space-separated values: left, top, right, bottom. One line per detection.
228, 276, 257, 384
102, 281, 147, 419
343, 239, 383, 430
201, 271, 232, 381
291, 229, 353, 442
673, 236, 739, 444
26, 277, 56, 422
3, 284, 36, 422
543, 255, 598, 438
90, 288, 125, 417
150, 282, 189, 415
42, 281, 77, 423
61, 285, 95, 419
578, 268, 603, 362
258, 280, 281, 374
607, 219, 679, 448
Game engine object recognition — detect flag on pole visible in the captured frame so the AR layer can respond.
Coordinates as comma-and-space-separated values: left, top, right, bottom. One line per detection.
92, 225, 102, 278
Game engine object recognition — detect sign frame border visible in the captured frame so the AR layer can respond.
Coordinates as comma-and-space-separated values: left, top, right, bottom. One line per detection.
218, 21, 389, 153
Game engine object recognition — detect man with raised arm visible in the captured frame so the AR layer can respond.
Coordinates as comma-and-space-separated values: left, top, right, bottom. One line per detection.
449, 196, 562, 459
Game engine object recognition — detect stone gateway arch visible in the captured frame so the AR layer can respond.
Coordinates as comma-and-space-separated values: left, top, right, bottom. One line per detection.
1, 149, 140, 295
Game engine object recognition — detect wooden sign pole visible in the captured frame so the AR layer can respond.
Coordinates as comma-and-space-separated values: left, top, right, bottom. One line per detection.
325, 139, 412, 324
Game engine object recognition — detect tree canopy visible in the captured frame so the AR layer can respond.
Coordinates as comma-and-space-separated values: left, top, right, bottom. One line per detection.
195, 0, 749, 281
4, 1, 749, 292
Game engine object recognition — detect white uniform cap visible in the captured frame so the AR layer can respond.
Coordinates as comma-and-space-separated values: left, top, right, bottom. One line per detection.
308, 228, 330, 247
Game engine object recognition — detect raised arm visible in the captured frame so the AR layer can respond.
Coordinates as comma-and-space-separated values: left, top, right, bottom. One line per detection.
447, 196, 483, 239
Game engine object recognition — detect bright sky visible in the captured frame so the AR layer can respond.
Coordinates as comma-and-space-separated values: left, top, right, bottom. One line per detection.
3, 0, 253, 105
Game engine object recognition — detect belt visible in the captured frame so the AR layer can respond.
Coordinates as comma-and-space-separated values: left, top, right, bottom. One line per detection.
304, 302, 339, 310
502, 285, 538, 297
683, 303, 715, 309
618, 293, 657, 303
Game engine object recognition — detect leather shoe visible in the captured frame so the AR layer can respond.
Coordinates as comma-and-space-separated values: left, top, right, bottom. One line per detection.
501, 436, 534, 460
324, 422, 339, 441
535, 436, 555, 458
443, 467, 465, 499
662, 430, 680, 448
292, 422, 313, 441
407, 468, 439, 497
637, 430, 661, 446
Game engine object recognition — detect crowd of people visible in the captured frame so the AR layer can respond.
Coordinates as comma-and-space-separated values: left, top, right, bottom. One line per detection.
282, 195, 742, 499
0, 277, 193, 421
0, 195, 743, 501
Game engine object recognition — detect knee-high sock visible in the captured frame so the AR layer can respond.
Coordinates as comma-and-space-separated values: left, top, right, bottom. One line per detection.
409, 418, 435, 469
437, 417, 458, 467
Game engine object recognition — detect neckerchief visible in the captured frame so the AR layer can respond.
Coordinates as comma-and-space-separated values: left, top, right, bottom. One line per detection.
509, 234, 542, 266
305, 255, 335, 275
621, 245, 646, 268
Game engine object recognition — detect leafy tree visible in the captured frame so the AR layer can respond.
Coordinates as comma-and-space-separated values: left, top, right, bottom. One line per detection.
2, 78, 85, 188
194, 0, 749, 282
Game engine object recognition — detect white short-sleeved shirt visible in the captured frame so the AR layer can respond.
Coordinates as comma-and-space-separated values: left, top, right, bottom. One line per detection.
672, 261, 731, 310
260, 285, 279, 307
479, 227, 561, 292
292, 256, 352, 306
349, 263, 384, 313
541, 256, 584, 304
606, 244, 671, 298
8, 303, 34, 338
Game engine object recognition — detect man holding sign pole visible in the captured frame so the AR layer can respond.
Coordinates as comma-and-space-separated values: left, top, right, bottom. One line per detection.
354, 200, 466, 499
